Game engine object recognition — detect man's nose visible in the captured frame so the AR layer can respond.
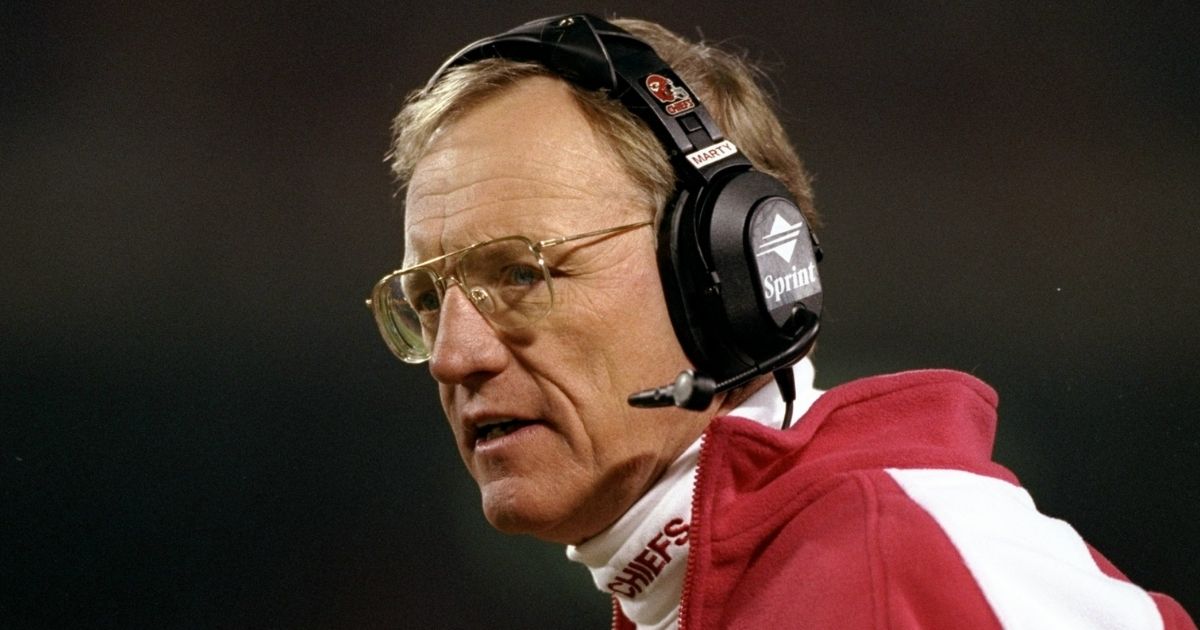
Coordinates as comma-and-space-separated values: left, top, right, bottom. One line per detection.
427, 285, 509, 386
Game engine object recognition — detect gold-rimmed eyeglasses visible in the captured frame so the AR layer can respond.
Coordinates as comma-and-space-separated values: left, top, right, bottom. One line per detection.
367, 220, 652, 363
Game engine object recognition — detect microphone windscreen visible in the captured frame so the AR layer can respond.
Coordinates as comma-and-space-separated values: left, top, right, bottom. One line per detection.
627, 384, 674, 408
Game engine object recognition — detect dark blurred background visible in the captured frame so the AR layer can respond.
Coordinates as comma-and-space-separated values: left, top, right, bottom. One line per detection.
2, 2, 1197, 628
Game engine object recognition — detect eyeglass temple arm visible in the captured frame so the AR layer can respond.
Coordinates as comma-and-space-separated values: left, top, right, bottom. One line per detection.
535, 220, 652, 249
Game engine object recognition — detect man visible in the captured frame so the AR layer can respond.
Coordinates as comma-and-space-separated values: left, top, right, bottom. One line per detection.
369, 14, 1195, 629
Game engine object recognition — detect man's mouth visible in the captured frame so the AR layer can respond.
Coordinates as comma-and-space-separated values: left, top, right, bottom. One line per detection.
475, 419, 539, 444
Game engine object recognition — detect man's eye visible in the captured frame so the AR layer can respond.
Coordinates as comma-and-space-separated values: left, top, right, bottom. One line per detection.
502, 264, 540, 287
414, 290, 441, 313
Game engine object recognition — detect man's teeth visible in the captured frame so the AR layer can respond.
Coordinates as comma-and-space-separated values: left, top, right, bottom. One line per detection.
479, 420, 528, 442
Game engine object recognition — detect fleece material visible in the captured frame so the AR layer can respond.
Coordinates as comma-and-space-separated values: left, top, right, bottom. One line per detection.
614, 369, 1195, 630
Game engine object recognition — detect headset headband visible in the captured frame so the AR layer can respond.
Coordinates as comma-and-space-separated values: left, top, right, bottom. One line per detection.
427, 13, 751, 186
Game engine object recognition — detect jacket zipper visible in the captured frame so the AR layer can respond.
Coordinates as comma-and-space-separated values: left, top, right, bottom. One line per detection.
677, 429, 712, 630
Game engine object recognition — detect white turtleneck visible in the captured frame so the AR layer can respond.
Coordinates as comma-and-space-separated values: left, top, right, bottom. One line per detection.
566, 359, 822, 629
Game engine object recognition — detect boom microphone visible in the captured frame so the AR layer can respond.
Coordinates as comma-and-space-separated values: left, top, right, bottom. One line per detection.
628, 370, 716, 411
628, 365, 801, 429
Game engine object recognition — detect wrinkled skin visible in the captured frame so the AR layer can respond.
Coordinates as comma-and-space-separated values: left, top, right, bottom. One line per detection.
403, 77, 740, 544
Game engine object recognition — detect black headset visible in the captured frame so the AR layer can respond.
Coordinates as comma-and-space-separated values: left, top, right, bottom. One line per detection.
428, 14, 822, 418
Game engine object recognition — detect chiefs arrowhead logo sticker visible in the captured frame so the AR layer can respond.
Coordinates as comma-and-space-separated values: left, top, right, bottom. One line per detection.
644, 73, 696, 116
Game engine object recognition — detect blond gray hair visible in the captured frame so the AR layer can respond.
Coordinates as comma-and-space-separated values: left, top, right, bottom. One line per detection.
389, 17, 819, 227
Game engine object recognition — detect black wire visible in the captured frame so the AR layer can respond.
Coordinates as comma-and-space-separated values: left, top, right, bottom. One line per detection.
774, 367, 797, 429
781, 399, 796, 430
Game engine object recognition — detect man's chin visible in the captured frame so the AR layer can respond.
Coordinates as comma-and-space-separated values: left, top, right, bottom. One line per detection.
477, 477, 581, 543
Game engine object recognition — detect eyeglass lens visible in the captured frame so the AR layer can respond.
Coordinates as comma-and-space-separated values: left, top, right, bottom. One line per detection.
375, 237, 552, 362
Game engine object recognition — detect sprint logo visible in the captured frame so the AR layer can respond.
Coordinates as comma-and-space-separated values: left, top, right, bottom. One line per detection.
755, 213, 818, 304
756, 214, 803, 263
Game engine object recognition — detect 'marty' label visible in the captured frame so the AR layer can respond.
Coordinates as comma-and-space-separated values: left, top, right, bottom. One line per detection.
686, 140, 738, 169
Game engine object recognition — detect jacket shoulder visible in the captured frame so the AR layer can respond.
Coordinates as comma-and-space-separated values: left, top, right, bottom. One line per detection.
688, 464, 1003, 629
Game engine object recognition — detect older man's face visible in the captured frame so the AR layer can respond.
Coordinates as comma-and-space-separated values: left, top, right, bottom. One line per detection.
403, 76, 707, 544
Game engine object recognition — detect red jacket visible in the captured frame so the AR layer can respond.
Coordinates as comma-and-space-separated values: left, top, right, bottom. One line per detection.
615, 370, 1195, 629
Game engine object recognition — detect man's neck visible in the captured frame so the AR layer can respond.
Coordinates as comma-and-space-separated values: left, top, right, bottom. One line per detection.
566, 358, 821, 629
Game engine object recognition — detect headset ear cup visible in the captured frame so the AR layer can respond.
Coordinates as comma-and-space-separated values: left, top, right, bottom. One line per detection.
657, 169, 822, 386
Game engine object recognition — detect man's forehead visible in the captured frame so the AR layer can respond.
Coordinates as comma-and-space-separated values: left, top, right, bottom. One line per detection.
403, 151, 631, 248
407, 144, 608, 210
401, 79, 649, 260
